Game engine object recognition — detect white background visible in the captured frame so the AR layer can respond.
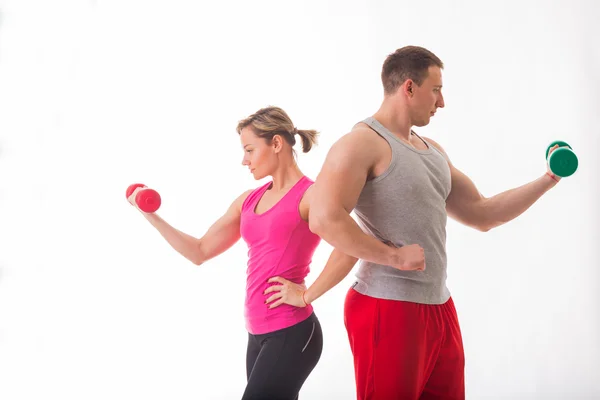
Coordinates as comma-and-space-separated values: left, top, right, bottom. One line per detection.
1, 0, 599, 399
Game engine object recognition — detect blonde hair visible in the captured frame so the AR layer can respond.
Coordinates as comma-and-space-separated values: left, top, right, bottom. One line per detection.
236, 106, 319, 153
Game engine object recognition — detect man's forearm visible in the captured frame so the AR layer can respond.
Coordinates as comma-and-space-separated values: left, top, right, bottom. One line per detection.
310, 211, 397, 266
304, 249, 358, 305
482, 172, 558, 230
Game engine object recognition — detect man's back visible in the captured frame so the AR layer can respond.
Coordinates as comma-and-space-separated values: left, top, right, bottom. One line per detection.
352, 117, 452, 304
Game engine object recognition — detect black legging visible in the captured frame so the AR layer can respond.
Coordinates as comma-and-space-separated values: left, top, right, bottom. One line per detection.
242, 312, 323, 400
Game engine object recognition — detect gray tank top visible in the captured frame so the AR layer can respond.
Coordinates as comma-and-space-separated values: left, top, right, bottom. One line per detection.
352, 117, 452, 304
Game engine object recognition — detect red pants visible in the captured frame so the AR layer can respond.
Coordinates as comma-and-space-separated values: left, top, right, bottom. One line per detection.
344, 288, 465, 400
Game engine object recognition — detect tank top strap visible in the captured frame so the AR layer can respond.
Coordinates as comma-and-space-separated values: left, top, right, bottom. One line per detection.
277, 176, 313, 211
359, 117, 396, 143
241, 181, 273, 213
358, 117, 434, 156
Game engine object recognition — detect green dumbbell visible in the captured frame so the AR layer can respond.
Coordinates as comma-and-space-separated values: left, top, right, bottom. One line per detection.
545, 140, 578, 178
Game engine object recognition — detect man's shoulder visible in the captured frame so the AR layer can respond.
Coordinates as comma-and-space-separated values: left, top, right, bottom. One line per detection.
421, 135, 451, 161
317, 124, 384, 176
335, 123, 385, 153
349, 122, 377, 139
420, 135, 443, 150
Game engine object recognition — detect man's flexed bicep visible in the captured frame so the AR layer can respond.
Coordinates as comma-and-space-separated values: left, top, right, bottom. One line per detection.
309, 130, 373, 225
308, 129, 425, 271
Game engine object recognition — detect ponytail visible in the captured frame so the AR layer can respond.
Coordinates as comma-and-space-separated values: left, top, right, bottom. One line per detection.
295, 129, 319, 153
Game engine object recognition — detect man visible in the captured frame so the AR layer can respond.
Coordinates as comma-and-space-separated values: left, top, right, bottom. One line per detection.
303, 46, 562, 399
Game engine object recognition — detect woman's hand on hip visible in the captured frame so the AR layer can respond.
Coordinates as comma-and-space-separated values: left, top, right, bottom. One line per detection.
264, 277, 308, 309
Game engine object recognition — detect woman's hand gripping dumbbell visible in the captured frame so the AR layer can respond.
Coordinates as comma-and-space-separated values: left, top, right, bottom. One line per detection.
126, 183, 161, 213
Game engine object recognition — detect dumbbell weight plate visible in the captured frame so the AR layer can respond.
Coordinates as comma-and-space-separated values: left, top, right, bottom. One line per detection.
548, 147, 578, 178
135, 188, 161, 213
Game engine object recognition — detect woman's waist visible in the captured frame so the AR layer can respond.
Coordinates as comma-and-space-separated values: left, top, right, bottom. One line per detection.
244, 303, 313, 334
246, 264, 310, 290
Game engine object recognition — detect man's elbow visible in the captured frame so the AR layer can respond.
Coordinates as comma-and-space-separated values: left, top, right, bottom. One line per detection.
309, 211, 338, 238
473, 199, 496, 232
476, 223, 493, 233
476, 217, 507, 232
308, 214, 328, 236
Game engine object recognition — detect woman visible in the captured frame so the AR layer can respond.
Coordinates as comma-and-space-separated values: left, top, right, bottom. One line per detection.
127, 106, 323, 399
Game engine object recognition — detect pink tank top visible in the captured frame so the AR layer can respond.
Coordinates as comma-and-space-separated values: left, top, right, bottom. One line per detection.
240, 176, 321, 335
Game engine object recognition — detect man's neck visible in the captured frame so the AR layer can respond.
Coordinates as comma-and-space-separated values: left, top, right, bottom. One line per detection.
372, 101, 413, 142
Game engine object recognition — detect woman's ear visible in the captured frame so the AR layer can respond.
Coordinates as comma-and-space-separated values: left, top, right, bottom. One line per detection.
271, 135, 284, 153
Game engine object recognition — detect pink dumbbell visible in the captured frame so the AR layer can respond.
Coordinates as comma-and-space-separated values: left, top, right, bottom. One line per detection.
126, 183, 161, 213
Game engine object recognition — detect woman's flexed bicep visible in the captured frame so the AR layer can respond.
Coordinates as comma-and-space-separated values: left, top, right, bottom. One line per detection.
195, 189, 253, 265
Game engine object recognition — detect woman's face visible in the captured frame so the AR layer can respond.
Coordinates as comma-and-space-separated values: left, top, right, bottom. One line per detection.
240, 127, 279, 180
